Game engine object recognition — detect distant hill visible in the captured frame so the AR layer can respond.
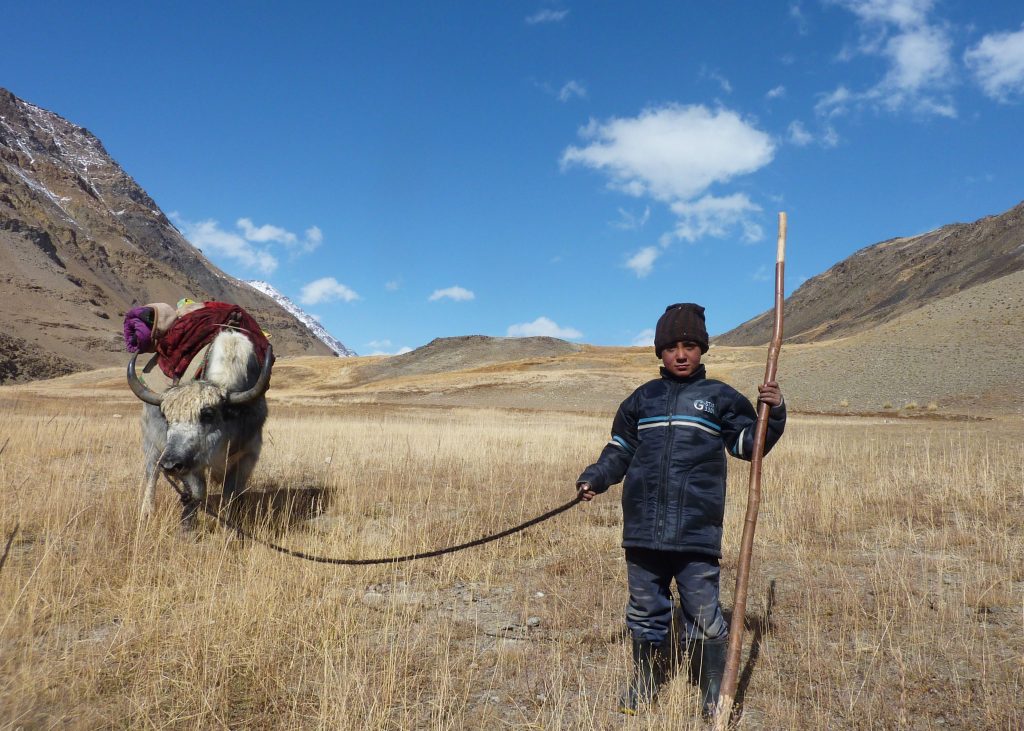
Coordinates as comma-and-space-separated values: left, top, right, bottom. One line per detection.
0, 87, 347, 383
717, 201, 1024, 345
355, 335, 582, 383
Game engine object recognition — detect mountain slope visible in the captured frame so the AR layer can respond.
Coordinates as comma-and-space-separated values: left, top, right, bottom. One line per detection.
0, 87, 341, 383
717, 201, 1024, 345
245, 280, 356, 357
707, 267, 1024, 414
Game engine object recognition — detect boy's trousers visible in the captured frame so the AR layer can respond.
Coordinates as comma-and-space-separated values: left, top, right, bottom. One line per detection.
624, 547, 728, 645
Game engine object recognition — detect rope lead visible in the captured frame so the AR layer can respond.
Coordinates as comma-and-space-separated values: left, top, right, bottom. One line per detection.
163, 475, 582, 566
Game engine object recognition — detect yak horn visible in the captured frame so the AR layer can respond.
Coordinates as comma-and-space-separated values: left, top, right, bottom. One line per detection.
226, 345, 274, 405
126, 353, 164, 405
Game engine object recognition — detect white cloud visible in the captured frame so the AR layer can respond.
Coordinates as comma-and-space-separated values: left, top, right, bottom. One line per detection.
428, 286, 475, 302
815, 85, 855, 116
911, 97, 956, 117
702, 68, 733, 94
787, 120, 814, 146
299, 277, 360, 305
790, 2, 809, 35
965, 25, 1024, 102
785, 119, 838, 147
561, 104, 775, 203
669, 194, 764, 244
526, 8, 569, 25
752, 264, 772, 282
965, 172, 994, 185
766, 85, 787, 99
876, 26, 954, 103
237, 218, 323, 252
172, 214, 323, 275
367, 345, 413, 357
834, 0, 934, 29
304, 226, 323, 251
173, 215, 278, 274
561, 104, 776, 277
385, 280, 400, 291
626, 246, 660, 278
613, 206, 651, 230
558, 80, 587, 102
631, 328, 655, 347
366, 340, 412, 356
237, 218, 296, 245
507, 316, 582, 339
824, 2, 956, 117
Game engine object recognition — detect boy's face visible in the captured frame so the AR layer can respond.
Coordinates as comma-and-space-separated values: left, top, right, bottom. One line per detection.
661, 341, 702, 378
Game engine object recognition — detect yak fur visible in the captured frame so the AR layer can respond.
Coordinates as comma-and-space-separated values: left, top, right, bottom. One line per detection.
140, 330, 268, 525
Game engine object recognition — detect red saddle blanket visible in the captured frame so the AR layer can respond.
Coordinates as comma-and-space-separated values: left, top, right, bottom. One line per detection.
156, 302, 270, 380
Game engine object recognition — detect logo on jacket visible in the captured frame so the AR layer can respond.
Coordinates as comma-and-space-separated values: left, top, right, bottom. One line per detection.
693, 399, 716, 414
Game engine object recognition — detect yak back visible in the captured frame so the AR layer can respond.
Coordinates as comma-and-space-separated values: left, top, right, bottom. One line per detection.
156, 303, 270, 380
157, 331, 262, 424
205, 330, 261, 392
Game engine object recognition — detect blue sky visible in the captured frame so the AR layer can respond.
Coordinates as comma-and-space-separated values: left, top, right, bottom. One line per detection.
4, 1, 1023, 354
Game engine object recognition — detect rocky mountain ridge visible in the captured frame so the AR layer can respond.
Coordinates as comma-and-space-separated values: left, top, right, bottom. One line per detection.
0, 87, 343, 382
245, 280, 356, 357
717, 201, 1024, 345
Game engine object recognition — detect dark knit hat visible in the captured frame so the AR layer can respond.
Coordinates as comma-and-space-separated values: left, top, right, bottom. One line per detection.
654, 303, 709, 356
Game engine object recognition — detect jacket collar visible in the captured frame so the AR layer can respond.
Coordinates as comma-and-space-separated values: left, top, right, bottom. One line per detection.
659, 363, 707, 384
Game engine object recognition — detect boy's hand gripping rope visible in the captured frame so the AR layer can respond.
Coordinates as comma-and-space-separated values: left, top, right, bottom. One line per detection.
713, 211, 787, 729
162, 474, 582, 565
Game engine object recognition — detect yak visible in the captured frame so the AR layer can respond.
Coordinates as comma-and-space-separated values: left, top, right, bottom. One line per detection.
127, 329, 273, 527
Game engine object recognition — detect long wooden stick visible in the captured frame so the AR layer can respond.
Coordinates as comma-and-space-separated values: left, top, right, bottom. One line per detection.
714, 212, 786, 729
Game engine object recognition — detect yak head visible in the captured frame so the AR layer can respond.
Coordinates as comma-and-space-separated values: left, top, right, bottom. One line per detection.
127, 330, 272, 477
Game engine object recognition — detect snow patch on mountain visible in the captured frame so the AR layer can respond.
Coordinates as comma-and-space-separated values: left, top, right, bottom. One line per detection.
245, 280, 356, 357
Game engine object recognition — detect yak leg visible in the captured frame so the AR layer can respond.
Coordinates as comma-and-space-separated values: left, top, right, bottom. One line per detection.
140, 459, 160, 518
140, 404, 167, 519
221, 451, 257, 525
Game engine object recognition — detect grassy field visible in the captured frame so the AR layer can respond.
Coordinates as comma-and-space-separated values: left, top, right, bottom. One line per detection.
0, 392, 1021, 729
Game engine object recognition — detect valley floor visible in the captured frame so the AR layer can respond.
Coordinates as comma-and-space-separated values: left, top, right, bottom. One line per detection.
0, 388, 1021, 729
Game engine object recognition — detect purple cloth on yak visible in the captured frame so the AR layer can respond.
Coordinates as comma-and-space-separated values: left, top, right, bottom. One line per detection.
123, 306, 155, 353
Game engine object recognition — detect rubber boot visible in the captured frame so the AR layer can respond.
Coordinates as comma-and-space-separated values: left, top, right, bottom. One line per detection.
618, 638, 663, 714
658, 632, 679, 682
690, 637, 728, 719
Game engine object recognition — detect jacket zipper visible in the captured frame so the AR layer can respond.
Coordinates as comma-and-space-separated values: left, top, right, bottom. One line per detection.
675, 386, 695, 543
656, 381, 679, 543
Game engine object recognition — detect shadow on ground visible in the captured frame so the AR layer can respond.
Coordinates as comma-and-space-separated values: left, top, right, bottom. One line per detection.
211, 483, 331, 534
730, 579, 777, 723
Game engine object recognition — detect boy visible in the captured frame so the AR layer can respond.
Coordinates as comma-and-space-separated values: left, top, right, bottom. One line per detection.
576, 303, 785, 716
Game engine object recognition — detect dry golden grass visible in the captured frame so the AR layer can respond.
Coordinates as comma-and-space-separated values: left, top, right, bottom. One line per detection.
1, 388, 1022, 729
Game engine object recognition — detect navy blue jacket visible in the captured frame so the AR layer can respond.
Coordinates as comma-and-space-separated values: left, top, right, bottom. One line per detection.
577, 365, 786, 557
